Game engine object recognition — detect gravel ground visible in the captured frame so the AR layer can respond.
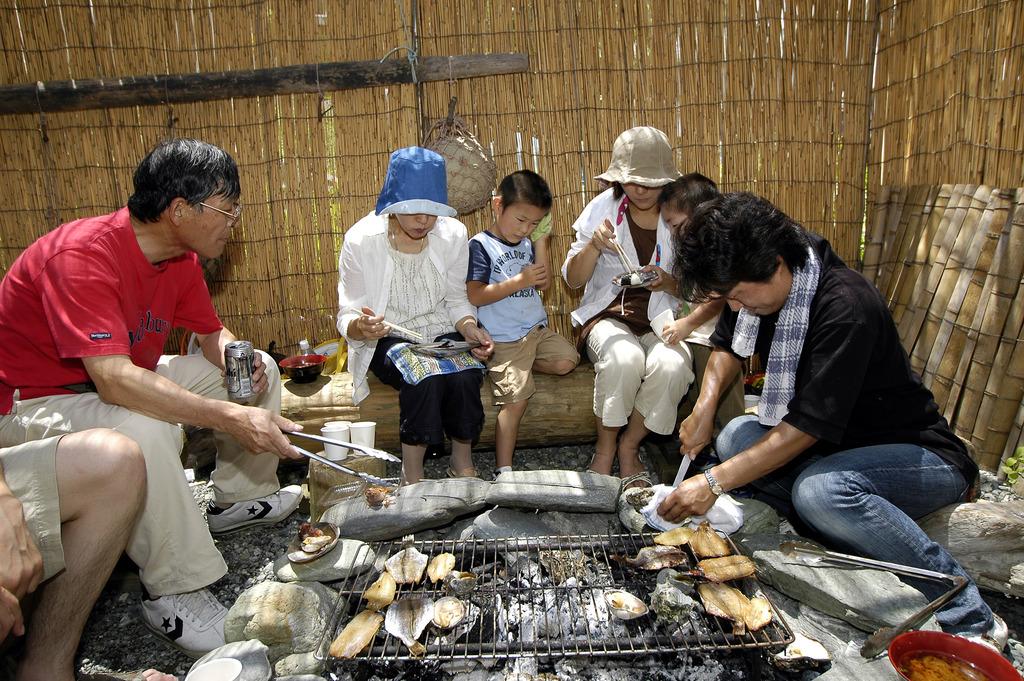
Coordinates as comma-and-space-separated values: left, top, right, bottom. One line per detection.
34, 443, 1024, 679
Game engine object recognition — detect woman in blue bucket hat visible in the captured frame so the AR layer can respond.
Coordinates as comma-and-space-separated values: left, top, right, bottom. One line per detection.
337, 147, 494, 484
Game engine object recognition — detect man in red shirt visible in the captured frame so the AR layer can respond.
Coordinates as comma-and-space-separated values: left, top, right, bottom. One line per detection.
0, 139, 304, 656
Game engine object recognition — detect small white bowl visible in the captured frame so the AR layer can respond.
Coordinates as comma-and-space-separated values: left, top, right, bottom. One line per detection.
186, 658, 242, 681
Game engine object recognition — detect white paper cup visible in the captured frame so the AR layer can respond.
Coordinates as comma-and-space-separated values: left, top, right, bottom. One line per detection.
186, 658, 242, 681
744, 395, 760, 413
349, 421, 376, 448
321, 420, 351, 461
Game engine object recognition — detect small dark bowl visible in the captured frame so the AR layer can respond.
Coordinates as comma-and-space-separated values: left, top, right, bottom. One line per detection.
280, 354, 327, 383
889, 630, 1019, 681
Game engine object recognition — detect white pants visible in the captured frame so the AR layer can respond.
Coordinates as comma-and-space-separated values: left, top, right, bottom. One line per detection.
0, 352, 282, 595
585, 318, 695, 434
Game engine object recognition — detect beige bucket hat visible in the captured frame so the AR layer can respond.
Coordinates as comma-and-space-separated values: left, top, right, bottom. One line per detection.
595, 126, 680, 187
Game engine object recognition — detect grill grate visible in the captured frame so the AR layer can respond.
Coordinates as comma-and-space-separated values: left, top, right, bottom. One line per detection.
316, 533, 793, 665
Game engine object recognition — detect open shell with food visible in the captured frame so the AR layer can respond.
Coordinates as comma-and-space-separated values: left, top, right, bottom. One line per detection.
604, 589, 649, 620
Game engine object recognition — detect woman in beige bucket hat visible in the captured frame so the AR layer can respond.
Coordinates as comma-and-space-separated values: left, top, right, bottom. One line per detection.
560, 127, 698, 487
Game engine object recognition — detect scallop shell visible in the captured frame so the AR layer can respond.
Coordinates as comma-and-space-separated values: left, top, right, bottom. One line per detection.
443, 570, 478, 596
384, 546, 428, 584
604, 589, 649, 620
431, 596, 467, 630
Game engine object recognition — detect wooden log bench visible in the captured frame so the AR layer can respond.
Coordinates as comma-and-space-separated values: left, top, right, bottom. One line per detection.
281, 365, 599, 451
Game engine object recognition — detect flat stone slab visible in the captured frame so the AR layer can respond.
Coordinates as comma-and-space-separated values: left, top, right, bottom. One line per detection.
321, 478, 491, 541
473, 508, 554, 540
273, 538, 376, 582
738, 533, 935, 633
485, 470, 620, 513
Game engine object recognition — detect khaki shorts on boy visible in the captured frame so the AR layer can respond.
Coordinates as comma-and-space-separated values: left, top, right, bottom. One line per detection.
0, 436, 64, 581
487, 325, 579, 405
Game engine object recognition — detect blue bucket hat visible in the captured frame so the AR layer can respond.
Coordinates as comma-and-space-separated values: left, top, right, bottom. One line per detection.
375, 147, 457, 217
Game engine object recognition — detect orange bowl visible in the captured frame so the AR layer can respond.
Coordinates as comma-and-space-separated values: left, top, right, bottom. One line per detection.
279, 353, 327, 383
888, 630, 1020, 681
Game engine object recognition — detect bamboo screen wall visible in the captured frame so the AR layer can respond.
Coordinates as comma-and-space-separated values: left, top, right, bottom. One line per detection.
0, 0, 875, 350
863, 186, 1024, 472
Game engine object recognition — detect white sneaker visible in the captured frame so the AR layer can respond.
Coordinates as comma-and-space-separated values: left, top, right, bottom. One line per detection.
965, 613, 1009, 653
206, 484, 302, 535
141, 588, 227, 657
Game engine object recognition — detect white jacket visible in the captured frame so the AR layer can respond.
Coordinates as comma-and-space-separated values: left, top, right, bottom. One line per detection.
561, 188, 682, 327
336, 212, 477, 405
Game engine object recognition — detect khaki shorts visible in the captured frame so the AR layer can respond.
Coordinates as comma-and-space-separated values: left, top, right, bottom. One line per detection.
487, 326, 580, 404
0, 437, 64, 581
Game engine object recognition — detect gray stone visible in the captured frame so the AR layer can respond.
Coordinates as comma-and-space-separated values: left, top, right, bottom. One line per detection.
541, 510, 620, 537
485, 470, 620, 513
321, 478, 491, 541
473, 508, 553, 539
189, 639, 272, 681
274, 538, 376, 583
274, 650, 325, 676
919, 499, 1024, 597
737, 533, 935, 633
732, 497, 781, 536
616, 487, 654, 533
764, 585, 903, 681
224, 581, 336, 662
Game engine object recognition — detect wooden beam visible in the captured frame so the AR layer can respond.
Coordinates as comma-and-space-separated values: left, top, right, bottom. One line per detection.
0, 53, 529, 116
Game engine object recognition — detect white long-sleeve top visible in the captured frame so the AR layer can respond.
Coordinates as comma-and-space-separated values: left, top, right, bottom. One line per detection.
561, 188, 682, 327
336, 211, 477, 404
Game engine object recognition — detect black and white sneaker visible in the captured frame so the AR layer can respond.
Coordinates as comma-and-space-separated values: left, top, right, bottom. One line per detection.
141, 588, 227, 658
206, 484, 302, 535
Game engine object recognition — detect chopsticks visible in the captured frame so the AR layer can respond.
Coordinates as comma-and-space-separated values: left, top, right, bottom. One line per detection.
383, 320, 424, 341
611, 240, 635, 273
286, 429, 401, 462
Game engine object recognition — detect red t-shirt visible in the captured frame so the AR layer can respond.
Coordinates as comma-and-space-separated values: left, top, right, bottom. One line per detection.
0, 207, 223, 413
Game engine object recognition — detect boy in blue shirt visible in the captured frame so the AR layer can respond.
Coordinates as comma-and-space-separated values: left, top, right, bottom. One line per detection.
467, 171, 579, 474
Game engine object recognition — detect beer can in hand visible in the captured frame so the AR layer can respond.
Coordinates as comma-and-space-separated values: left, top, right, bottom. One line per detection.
224, 341, 256, 402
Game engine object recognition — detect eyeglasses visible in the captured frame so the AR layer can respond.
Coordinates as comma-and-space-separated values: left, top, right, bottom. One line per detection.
198, 201, 243, 223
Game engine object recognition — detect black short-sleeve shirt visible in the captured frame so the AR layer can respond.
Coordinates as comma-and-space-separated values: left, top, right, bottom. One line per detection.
710, 234, 977, 483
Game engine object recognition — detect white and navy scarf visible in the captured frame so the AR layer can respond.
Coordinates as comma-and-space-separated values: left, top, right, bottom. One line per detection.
731, 246, 821, 427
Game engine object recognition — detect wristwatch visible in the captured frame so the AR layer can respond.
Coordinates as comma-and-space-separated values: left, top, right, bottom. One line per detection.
703, 469, 724, 497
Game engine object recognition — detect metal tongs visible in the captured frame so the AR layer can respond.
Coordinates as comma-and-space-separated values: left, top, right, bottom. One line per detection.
779, 541, 968, 659
286, 430, 400, 488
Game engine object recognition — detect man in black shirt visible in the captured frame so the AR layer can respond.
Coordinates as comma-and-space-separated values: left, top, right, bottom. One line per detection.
660, 192, 1001, 645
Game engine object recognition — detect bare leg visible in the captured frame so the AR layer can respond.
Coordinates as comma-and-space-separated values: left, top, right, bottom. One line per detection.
18, 430, 145, 681
495, 401, 529, 469
590, 418, 620, 475
617, 410, 650, 479
450, 439, 476, 477
400, 444, 427, 485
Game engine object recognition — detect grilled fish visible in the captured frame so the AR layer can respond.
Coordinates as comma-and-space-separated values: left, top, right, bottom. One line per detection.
384, 546, 428, 584
384, 595, 434, 656
653, 526, 695, 547
696, 555, 756, 583
427, 552, 456, 583
697, 582, 772, 635
362, 571, 397, 611
329, 609, 383, 659
620, 545, 690, 570
689, 521, 731, 558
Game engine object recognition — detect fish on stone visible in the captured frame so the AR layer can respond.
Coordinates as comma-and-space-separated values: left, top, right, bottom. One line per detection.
362, 571, 396, 611
329, 609, 383, 659
695, 555, 756, 583
697, 582, 773, 635
653, 527, 694, 547
431, 596, 467, 629
617, 545, 690, 571
427, 552, 456, 583
384, 546, 428, 584
689, 521, 731, 558
384, 595, 434, 656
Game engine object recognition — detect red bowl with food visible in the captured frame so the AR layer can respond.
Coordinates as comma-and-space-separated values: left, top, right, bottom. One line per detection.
888, 630, 1019, 681
279, 353, 327, 383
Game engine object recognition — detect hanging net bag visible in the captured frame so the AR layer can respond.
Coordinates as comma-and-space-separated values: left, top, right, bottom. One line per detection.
423, 99, 496, 215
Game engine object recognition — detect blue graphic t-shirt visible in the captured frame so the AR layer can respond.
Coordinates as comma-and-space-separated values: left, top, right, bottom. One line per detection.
467, 231, 547, 342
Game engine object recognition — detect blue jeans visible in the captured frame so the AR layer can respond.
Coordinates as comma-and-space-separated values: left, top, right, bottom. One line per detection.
717, 415, 993, 635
